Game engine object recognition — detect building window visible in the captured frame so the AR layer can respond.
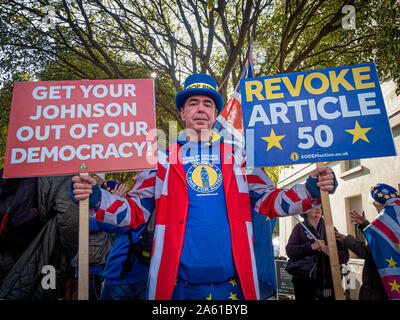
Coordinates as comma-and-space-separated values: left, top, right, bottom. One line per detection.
346, 195, 365, 244
340, 159, 363, 179
354, 219, 366, 243
342, 159, 361, 172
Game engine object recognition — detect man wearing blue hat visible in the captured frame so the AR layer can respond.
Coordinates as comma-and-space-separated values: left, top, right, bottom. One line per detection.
174, 73, 225, 142
336, 183, 400, 300
71, 73, 337, 300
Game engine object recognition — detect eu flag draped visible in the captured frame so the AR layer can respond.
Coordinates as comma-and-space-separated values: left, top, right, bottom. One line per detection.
363, 198, 400, 300
213, 45, 278, 299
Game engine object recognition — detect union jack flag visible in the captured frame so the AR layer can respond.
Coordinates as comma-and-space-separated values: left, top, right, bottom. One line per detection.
213, 43, 255, 147
363, 199, 400, 300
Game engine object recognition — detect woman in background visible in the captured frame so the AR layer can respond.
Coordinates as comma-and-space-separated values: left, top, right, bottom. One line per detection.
286, 208, 349, 300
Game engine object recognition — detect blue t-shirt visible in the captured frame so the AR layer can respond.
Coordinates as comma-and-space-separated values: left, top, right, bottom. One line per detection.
177, 132, 237, 283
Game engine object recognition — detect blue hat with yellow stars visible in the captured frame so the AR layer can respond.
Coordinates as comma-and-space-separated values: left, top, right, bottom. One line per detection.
175, 73, 224, 115
101, 180, 120, 193
369, 183, 400, 204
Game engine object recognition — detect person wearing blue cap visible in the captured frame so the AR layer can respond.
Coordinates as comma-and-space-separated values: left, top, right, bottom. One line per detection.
71, 73, 337, 300
174, 73, 225, 142
336, 183, 400, 300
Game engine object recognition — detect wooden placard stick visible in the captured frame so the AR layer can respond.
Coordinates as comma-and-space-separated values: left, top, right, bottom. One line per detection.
78, 172, 89, 300
316, 162, 345, 300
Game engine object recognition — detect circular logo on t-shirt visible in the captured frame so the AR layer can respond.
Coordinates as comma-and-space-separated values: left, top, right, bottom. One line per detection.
186, 161, 222, 193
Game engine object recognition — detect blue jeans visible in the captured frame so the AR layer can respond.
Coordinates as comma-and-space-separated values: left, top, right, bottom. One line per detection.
171, 277, 244, 300
89, 274, 104, 300
100, 280, 147, 300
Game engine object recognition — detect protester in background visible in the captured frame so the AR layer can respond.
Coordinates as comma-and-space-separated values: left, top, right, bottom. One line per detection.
97, 179, 150, 301
335, 183, 400, 300
286, 207, 349, 300
0, 173, 75, 300
99, 228, 150, 300
70, 174, 114, 300
69, 177, 149, 300
335, 211, 387, 300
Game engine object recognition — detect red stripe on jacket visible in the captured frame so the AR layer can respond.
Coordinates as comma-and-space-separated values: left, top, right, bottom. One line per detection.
247, 175, 266, 185
154, 143, 188, 299
258, 189, 282, 219
220, 141, 258, 300
138, 177, 156, 190
126, 197, 146, 229
285, 189, 301, 202
302, 199, 312, 212
95, 209, 105, 222
372, 218, 400, 245
106, 200, 125, 214
157, 163, 167, 181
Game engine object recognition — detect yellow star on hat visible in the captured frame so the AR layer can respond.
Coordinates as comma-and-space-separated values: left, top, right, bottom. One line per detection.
345, 120, 371, 144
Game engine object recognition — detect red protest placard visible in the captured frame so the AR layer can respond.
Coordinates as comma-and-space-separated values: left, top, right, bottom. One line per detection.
3, 79, 157, 178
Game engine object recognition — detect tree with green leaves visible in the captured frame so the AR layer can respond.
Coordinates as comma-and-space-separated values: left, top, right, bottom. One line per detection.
1, 1, 399, 124
255, 0, 399, 86
0, 0, 271, 127
0, 73, 33, 168
1, 0, 399, 178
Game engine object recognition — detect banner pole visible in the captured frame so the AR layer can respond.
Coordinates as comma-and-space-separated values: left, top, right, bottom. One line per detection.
316, 162, 345, 300
78, 172, 89, 300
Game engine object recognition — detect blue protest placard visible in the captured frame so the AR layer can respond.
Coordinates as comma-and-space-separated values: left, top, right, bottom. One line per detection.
240, 63, 397, 167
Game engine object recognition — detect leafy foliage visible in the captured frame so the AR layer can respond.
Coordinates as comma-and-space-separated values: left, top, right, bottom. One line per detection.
0, 73, 33, 168
1, 0, 399, 173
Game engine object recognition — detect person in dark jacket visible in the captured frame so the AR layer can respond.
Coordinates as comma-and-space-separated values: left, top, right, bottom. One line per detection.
0, 175, 75, 300
286, 207, 349, 300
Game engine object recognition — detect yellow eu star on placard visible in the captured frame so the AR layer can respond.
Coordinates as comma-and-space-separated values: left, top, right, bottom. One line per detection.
261, 128, 285, 151
345, 120, 371, 144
